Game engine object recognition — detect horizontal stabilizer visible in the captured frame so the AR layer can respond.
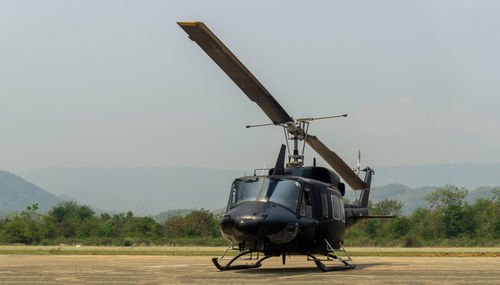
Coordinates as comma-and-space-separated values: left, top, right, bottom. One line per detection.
358, 215, 396, 219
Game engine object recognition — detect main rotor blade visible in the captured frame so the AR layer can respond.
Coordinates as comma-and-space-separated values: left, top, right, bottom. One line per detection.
305, 135, 369, 190
178, 21, 292, 124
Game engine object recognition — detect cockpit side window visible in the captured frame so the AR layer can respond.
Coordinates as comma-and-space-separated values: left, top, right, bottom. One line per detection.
300, 188, 313, 218
228, 178, 263, 209
331, 195, 340, 220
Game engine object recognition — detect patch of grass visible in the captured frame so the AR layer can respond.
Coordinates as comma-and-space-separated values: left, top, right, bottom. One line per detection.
0, 246, 499, 256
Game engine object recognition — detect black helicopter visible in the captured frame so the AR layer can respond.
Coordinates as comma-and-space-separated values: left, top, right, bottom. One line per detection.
178, 21, 393, 272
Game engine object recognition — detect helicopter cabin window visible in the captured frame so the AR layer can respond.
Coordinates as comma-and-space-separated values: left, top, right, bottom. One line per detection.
321, 193, 330, 219
331, 195, 341, 220
300, 188, 313, 218
339, 199, 345, 222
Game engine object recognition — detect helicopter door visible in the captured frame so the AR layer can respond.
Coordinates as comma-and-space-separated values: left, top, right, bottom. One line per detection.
320, 193, 330, 219
299, 188, 313, 218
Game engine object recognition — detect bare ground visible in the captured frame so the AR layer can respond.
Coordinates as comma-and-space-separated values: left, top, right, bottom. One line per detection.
0, 254, 499, 284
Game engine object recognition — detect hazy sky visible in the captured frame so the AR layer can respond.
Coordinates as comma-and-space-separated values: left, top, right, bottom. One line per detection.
1, 0, 499, 173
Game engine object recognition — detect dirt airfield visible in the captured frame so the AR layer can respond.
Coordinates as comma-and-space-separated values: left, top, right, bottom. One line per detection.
1, 254, 499, 284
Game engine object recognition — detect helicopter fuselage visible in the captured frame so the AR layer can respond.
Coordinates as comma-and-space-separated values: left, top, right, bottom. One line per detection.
220, 167, 367, 256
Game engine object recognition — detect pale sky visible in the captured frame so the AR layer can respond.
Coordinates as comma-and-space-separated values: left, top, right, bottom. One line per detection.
1, 0, 499, 173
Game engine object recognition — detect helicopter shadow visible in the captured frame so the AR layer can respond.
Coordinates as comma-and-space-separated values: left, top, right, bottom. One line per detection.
234, 262, 391, 276
234, 266, 321, 277
354, 262, 393, 270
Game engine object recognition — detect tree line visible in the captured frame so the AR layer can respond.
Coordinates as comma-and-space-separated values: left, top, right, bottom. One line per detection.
345, 185, 500, 246
0, 201, 224, 246
0, 185, 498, 246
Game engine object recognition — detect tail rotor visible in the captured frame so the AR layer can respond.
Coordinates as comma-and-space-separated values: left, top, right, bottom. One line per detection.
351, 150, 374, 208
353, 150, 361, 175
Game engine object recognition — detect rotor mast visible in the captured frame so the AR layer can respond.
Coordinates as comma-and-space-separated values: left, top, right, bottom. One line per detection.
247, 114, 347, 168
285, 122, 305, 168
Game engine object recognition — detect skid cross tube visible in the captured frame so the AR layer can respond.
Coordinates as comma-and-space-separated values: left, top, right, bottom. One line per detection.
306, 240, 357, 272
307, 254, 356, 272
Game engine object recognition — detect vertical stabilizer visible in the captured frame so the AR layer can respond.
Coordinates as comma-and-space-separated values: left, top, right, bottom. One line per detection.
358, 168, 373, 208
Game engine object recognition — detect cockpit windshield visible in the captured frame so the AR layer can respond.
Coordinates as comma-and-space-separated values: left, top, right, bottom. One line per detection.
228, 177, 301, 212
231, 179, 262, 205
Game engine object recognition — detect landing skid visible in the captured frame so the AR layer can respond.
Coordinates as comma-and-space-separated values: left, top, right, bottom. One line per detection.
212, 250, 271, 271
212, 241, 356, 272
212, 244, 271, 271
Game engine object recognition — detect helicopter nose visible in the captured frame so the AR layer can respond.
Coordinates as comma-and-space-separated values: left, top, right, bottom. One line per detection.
221, 214, 299, 245
221, 215, 273, 236
221, 213, 298, 243
235, 215, 269, 235
220, 202, 300, 244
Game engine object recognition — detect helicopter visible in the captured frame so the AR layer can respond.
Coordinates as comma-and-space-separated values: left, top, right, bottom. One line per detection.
178, 21, 394, 272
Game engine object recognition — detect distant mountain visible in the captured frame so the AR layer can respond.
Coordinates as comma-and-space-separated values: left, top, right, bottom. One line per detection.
466, 186, 499, 203
153, 208, 196, 223
19, 167, 245, 216
372, 163, 500, 190
0, 170, 63, 214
